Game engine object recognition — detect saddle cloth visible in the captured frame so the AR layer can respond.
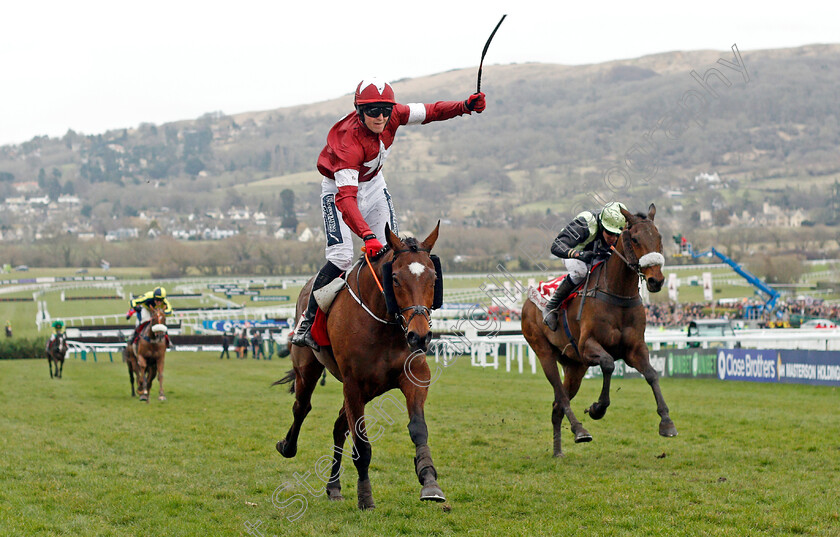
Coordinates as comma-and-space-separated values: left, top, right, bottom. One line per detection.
311, 309, 331, 347
308, 277, 346, 348
528, 275, 578, 313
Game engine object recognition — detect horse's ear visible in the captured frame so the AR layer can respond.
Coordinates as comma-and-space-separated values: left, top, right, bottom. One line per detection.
648, 203, 656, 221
384, 223, 402, 251
421, 220, 441, 252
620, 207, 634, 228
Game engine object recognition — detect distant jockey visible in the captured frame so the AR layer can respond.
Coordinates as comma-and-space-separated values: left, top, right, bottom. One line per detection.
126, 286, 172, 347
291, 78, 486, 350
46, 319, 65, 350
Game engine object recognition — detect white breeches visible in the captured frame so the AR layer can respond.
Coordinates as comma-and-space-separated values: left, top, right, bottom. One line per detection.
320, 173, 399, 271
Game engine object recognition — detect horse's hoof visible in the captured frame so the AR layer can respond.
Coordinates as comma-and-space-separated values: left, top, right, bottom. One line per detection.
659, 421, 678, 437
326, 487, 343, 501
275, 440, 297, 458
420, 482, 446, 502
357, 480, 375, 510
574, 430, 593, 443
553, 450, 565, 458
158, 396, 166, 401
586, 403, 607, 420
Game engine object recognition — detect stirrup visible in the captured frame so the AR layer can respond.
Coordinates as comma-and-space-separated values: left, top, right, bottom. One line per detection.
291, 328, 319, 351
544, 309, 560, 331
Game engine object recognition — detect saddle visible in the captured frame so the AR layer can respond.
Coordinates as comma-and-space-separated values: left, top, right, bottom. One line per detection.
528, 261, 607, 313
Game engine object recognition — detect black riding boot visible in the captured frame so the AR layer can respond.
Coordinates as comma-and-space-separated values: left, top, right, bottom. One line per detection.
543, 277, 579, 331
291, 261, 343, 351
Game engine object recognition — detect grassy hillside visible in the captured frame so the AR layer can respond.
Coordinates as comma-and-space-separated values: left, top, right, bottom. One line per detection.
3, 45, 840, 229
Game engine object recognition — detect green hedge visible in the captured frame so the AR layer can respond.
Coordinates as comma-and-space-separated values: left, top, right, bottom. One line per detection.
0, 337, 48, 359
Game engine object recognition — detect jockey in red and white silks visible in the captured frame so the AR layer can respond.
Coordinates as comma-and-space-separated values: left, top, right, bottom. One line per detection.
291, 77, 486, 350
317, 79, 483, 271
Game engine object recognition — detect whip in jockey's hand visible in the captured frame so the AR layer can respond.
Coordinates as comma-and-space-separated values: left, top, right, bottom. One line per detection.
290, 77, 487, 351
464, 92, 486, 113
543, 202, 628, 331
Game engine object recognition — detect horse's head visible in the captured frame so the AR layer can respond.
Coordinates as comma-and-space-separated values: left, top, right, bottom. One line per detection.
619, 204, 665, 293
382, 221, 442, 353
149, 306, 168, 341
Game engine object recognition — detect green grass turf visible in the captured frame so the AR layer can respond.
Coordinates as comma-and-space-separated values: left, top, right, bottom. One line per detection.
1, 353, 838, 536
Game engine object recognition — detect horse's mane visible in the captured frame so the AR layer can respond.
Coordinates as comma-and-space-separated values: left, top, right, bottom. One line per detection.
634, 212, 648, 220
401, 237, 422, 252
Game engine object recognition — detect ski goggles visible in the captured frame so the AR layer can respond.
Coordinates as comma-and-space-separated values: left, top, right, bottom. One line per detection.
361, 104, 393, 118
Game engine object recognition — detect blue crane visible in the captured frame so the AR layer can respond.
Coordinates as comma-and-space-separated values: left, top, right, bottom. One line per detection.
672, 234, 780, 314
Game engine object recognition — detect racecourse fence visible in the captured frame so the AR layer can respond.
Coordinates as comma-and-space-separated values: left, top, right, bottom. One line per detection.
429, 327, 840, 386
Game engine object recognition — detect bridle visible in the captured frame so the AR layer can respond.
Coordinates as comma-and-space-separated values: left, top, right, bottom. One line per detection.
611, 225, 666, 281
588, 224, 665, 308
347, 246, 436, 336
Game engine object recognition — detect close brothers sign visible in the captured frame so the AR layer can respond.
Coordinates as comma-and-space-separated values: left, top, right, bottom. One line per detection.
716, 349, 840, 386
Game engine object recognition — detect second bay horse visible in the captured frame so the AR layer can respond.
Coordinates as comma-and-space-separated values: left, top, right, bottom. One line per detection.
125, 306, 168, 402
521, 204, 677, 457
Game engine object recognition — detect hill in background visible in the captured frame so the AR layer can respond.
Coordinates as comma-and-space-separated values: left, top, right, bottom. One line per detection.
2, 44, 840, 270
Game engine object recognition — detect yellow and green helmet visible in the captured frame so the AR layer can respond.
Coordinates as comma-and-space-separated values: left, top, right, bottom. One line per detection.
600, 201, 628, 235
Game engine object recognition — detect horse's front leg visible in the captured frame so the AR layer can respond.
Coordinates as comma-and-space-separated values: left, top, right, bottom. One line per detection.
399, 359, 445, 502
342, 382, 375, 510
583, 339, 615, 420
326, 407, 348, 501
48, 356, 54, 379
628, 343, 678, 437
136, 354, 149, 402
58, 357, 64, 379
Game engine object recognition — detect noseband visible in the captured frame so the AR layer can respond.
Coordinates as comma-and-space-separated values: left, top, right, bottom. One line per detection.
612, 229, 665, 281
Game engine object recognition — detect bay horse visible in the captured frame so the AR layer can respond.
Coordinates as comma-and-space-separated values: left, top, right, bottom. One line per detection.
275, 223, 444, 510
521, 204, 677, 457
124, 306, 168, 401
47, 332, 68, 379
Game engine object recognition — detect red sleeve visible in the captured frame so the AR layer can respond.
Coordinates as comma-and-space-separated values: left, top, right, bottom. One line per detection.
335, 185, 373, 239
422, 101, 469, 124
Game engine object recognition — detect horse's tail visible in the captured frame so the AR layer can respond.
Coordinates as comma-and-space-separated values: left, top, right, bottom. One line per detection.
272, 369, 296, 394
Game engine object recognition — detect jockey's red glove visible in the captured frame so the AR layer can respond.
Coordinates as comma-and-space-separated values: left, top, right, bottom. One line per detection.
464, 92, 486, 113
126, 309, 135, 319
363, 235, 384, 256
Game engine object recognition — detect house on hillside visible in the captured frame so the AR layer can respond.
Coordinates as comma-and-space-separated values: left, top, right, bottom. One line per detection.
228, 207, 250, 220
759, 202, 806, 227
105, 228, 139, 241
12, 181, 38, 193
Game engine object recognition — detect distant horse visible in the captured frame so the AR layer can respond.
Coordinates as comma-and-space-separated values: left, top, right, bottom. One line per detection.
47, 332, 68, 379
521, 204, 677, 457
276, 223, 445, 509
124, 306, 168, 401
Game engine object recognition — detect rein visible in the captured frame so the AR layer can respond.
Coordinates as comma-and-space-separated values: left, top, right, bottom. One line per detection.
583, 234, 644, 308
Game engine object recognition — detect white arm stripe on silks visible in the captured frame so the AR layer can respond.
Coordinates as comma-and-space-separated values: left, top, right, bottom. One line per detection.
406, 103, 426, 125
334, 168, 359, 188
639, 252, 665, 268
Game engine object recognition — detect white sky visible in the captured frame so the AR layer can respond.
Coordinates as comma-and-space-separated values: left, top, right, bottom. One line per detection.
1, 0, 837, 146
